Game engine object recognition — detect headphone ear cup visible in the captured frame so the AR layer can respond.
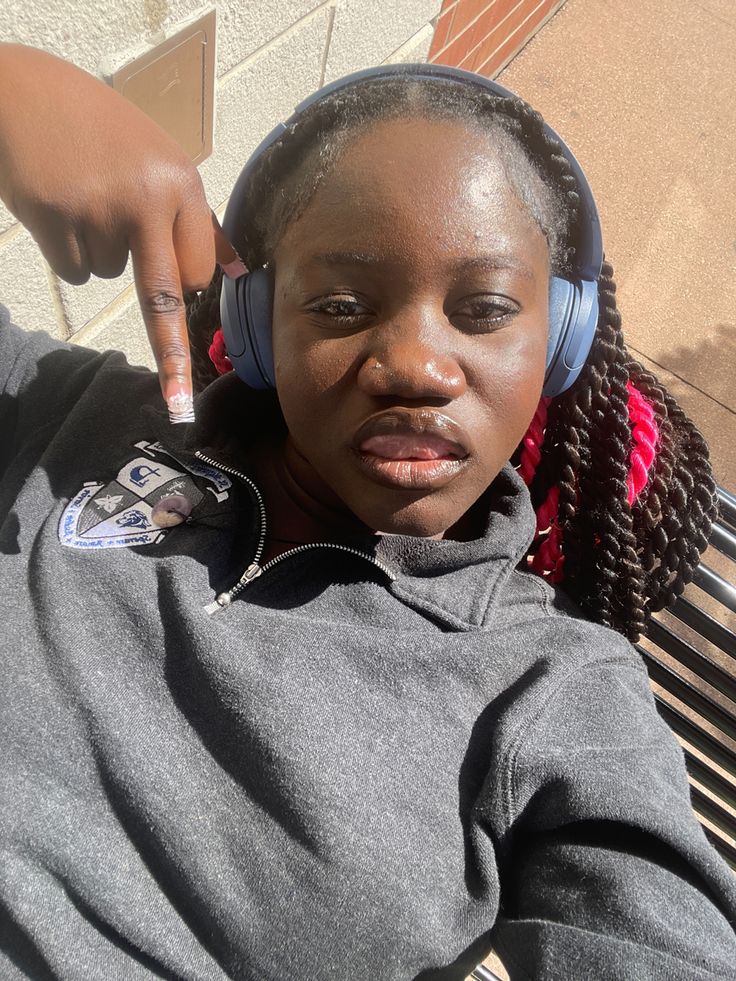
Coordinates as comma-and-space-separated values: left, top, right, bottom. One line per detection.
544, 276, 599, 398
219, 267, 276, 389
243, 267, 276, 388
546, 276, 574, 374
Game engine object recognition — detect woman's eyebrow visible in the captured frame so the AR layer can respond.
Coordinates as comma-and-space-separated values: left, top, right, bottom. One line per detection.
310, 250, 384, 267
308, 251, 535, 279
449, 255, 535, 279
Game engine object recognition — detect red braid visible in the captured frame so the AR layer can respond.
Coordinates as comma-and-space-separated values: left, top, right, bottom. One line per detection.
518, 397, 550, 485
517, 397, 565, 582
517, 383, 659, 586
531, 485, 565, 582
626, 382, 659, 505
208, 328, 234, 376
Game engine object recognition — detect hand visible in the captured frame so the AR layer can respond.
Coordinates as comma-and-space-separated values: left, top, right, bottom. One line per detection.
0, 43, 245, 422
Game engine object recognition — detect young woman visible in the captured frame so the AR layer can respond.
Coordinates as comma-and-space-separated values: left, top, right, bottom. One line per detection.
0, 44, 734, 980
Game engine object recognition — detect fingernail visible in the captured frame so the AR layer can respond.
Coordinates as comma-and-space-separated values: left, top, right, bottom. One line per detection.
167, 390, 195, 424
220, 258, 248, 279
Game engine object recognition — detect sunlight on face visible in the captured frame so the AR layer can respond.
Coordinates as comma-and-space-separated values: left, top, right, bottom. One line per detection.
270, 117, 550, 538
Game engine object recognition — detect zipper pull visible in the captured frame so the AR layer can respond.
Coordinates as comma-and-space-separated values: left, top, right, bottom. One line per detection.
239, 562, 264, 585
204, 594, 232, 616
204, 563, 263, 616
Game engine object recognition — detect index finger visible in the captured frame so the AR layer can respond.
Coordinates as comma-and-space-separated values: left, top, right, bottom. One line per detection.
130, 228, 194, 424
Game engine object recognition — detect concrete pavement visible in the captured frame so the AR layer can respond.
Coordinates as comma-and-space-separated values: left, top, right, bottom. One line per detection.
499, 0, 736, 489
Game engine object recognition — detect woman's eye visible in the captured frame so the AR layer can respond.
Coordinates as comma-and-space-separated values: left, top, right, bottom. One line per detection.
308, 295, 371, 324
452, 295, 518, 331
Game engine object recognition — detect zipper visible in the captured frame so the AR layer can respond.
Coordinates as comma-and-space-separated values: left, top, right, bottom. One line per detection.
195, 451, 395, 615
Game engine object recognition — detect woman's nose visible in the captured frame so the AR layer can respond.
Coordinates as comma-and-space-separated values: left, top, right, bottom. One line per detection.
356, 312, 467, 402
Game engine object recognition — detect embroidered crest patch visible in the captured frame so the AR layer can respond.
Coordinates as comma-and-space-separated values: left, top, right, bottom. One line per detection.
59, 441, 231, 549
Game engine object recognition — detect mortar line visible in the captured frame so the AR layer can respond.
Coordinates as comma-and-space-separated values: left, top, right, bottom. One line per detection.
318, 5, 337, 88
218, 0, 335, 86
385, 21, 435, 63
432, 0, 507, 60
71, 282, 138, 345
40, 262, 71, 342
0, 221, 23, 249
476, 0, 563, 75
483, 1, 567, 79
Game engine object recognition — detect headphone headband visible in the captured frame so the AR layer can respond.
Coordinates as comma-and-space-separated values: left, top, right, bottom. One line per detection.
223, 63, 603, 282
221, 64, 604, 397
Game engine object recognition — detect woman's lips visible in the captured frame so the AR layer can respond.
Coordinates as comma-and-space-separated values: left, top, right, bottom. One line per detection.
359, 433, 464, 461
354, 454, 468, 489
352, 412, 470, 490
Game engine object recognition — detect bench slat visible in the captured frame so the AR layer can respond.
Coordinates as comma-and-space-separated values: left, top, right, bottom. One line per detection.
691, 788, 736, 847
684, 754, 736, 813
470, 967, 503, 981
717, 487, 736, 532
691, 786, 736, 856
693, 565, 736, 615
701, 825, 736, 871
668, 597, 736, 658
646, 619, 736, 702
639, 649, 736, 742
655, 699, 736, 778
709, 523, 736, 563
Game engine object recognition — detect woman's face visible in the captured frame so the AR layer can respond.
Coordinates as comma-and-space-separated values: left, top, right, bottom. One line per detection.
270, 116, 550, 538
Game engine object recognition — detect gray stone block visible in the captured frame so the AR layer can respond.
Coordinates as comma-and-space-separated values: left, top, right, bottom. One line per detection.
2, 0, 438, 341
382, 23, 435, 65
73, 293, 157, 371
198, 4, 332, 212
0, 202, 16, 238
55, 259, 134, 335
2, 0, 205, 77
217, 0, 322, 78
0, 228, 64, 337
324, 0, 441, 82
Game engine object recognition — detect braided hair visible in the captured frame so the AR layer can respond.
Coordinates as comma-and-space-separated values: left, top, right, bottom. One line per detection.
185, 75, 717, 642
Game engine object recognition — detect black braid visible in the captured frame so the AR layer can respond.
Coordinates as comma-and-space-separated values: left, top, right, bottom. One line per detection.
185, 266, 222, 393
644, 386, 717, 609
565, 263, 646, 638
184, 73, 716, 641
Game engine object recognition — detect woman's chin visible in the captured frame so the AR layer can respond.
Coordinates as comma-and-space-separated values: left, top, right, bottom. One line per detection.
349, 497, 465, 541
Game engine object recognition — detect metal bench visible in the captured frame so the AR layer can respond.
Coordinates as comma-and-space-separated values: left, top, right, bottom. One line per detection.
470, 486, 736, 981
638, 485, 736, 870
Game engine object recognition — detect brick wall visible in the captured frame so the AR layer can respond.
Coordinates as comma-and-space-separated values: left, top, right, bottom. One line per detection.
429, 0, 566, 76
0, 0, 441, 366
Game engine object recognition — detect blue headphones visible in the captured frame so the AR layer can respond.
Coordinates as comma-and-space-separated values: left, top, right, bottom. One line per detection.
221, 64, 603, 398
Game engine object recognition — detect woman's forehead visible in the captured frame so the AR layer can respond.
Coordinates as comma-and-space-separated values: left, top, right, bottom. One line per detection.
323, 116, 511, 194
274, 116, 548, 266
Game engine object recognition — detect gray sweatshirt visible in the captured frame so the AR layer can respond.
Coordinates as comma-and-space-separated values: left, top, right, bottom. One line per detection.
1, 306, 735, 980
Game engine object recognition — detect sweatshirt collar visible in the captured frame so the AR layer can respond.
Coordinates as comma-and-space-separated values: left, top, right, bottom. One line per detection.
370, 465, 537, 630
146, 374, 538, 630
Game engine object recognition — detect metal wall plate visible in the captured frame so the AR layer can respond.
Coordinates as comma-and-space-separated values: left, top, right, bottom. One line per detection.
110, 10, 216, 164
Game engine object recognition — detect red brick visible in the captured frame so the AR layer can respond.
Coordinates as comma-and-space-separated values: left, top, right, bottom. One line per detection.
450, 0, 495, 38
432, 0, 560, 71
428, 2, 459, 59
461, 0, 523, 70
476, 0, 558, 77
470, 1, 518, 65
451, 1, 510, 68
432, 0, 498, 63
431, 21, 478, 66
469, 0, 549, 72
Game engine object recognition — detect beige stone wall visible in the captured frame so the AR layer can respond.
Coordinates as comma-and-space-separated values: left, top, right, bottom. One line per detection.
0, 0, 441, 366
